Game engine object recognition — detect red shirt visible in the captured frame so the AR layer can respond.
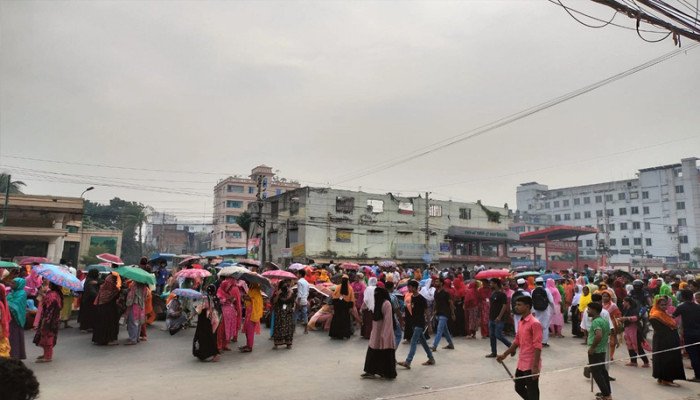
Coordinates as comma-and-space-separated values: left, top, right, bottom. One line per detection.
513, 313, 543, 371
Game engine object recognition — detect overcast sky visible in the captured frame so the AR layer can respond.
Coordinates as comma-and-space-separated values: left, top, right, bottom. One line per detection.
1, 1, 698, 223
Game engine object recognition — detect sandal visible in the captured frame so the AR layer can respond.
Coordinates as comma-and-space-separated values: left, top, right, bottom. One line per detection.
625, 362, 637, 367
422, 359, 435, 366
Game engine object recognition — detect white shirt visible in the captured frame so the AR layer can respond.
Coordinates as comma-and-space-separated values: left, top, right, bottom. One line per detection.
580, 308, 614, 331
296, 277, 309, 306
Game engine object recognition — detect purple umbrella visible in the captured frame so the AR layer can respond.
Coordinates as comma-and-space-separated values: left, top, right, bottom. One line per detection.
33, 264, 81, 291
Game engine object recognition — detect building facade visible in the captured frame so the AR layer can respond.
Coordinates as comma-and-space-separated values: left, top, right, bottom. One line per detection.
516, 157, 700, 268
253, 187, 517, 268
211, 165, 300, 250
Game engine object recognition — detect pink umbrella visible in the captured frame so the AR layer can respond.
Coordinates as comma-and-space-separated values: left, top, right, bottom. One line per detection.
340, 262, 360, 271
262, 270, 297, 280
19, 256, 50, 265
96, 253, 124, 265
178, 256, 200, 266
288, 263, 305, 271
474, 269, 511, 280
176, 269, 211, 279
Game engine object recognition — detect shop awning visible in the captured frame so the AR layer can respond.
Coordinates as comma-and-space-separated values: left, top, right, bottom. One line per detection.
519, 225, 598, 242
199, 248, 247, 258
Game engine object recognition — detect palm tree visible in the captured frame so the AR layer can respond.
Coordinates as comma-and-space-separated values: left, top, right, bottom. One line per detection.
235, 211, 252, 257
0, 173, 25, 194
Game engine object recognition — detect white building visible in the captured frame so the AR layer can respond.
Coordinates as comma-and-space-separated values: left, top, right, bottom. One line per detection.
516, 157, 700, 268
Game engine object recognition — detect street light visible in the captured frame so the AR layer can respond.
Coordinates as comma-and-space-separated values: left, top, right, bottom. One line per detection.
80, 186, 94, 199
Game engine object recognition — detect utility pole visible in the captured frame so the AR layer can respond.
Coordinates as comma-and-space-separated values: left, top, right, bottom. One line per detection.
424, 192, 431, 267
1, 174, 10, 227
158, 212, 165, 253
255, 175, 268, 265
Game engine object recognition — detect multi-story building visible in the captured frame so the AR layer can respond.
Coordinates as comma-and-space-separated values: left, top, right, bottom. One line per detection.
252, 187, 517, 268
516, 157, 700, 268
211, 165, 300, 250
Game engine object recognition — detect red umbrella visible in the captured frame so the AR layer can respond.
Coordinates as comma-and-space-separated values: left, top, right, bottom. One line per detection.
178, 256, 200, 266
474, 269, 511, 280
339, 262, 360, 271
262, 270, 297, 280
238, 259, 261, 268
176, 269, 211, 279
96, 253, 124, 265
19, 256, 50, 265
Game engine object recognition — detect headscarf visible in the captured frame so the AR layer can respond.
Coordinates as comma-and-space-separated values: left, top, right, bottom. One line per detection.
622, 297, 639, 318
453, 275, 466, 298
546, 279, 561, 304
0, 284, 9, 339
578, 285, 592, 313
572, 285, 583, 306
464, 281, 478, 307
333, 275, 355, 302
7, 278, 27, 327
372, 287, 390, 321
649, 296, 677, 329
363, 277, 377, 310
658, 283, 678, 306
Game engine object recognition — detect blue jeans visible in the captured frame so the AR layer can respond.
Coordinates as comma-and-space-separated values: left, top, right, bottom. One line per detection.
489, 320, 511, 355
295, 304, 308, 325
406, 326, 434, 364
432, 315, 454, 348
393, 317, 403, 347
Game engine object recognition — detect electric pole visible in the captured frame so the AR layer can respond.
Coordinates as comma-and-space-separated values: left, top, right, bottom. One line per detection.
1, 174, 10, 227
425, 192, 431, 267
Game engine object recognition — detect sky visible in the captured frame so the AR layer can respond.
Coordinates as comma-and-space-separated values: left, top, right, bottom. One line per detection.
1, 0, 699, 223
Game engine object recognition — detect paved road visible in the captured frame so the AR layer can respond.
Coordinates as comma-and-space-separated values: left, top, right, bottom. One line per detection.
22, 322, 700, 400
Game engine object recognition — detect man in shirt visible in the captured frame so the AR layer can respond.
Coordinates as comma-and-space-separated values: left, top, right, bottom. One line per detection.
531, 277, 553, 347
295, 269, 310, 334
587, 302, 612, 400
497, 296, 542, 400
397, 280, 435, 369
486, 278, 512, 358
431, 279, 455, 351
673, 289, 700, 382
512, 279, 531, 335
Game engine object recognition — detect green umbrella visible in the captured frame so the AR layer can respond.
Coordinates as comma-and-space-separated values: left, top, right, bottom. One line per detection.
85, 264, 110, 272
0, 261, 20, 269
115, 266, 156, 285
514, 271, 541, 278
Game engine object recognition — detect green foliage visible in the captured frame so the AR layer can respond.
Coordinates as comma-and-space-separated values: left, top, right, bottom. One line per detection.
81, 244, 111, 265
0, 173, 26, 194
83, 198, 147, 264
477, 200, 502, 223
693, 247, 700, 261
235, 211, 252, 257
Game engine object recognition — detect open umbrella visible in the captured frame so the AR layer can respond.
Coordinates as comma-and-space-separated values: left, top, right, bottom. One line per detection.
474, 269, 511, 280
172, 288, 204, 299
313, 283, 335, 297
541, 273, 563, 281
339, 262, 360, 271
309, 285, 331, 298
178, 256, 200, 266
115, 266, 156, 285
19, 257, 50, 265
236, 272, 272, 294
0, 261, 20, 269
96, 253, 124, 265
217, 265, 251, 278
514, 271, 541, 279
176, 269, 211, 279
378, 260, 397, 269
32, 264, 82, 291
262, 270, 297, 280
85, 264, 110, 273
237, 259, 261, 268
288, 263, 305, 271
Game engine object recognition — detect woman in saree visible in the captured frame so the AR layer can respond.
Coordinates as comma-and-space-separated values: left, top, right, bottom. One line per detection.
463, 281, 479, 339
329, 275, 355, 340
192, 284, 221, 362
125, 281, 149, 345
166, 295, 187, 335
272, 279, 295, 349
601, 290, 622, 360
240, 282, 263, 353
451, 276, 466, 337
6, 277, 27, 359
649, 295, 685, 386
0, 283, 11, 357
32, 282, 62, 362
217, 277, 242, 351
92, 270, 121, 346
619, 297, 649, 367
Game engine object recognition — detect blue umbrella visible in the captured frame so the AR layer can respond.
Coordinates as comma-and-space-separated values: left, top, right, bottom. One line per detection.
172, 288, 203, 299
33, 264, 82, 291
541, 273, 563, 281
514, 271, 541, 278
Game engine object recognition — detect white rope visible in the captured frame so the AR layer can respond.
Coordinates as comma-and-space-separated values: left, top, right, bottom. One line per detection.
376, 341, 700, 400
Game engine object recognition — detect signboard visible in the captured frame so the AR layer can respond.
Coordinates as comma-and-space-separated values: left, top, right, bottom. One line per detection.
89, 236, 118, 254
439, 242, 451, 253
422, 252, 433, 263
545, 240, 578, 252
292, 244, 305, 258
447, 227, 519, 241
280, 248, 292, 258
396, 243, 439, 260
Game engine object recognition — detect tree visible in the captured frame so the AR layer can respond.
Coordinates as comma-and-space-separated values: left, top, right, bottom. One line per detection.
693, 247, 700, 262
80, 244, 111, 266
235, 211, 252, 257
83, 198, 147, 264
0, 173, 26, 194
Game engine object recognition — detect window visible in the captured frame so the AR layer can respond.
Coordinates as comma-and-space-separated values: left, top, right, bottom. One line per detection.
290, 197, 300, 216
620, 222, 628, 230
586, 240, 594, 247
574, 212, 581, 219
227, 185, 244, 193
367, 199, 384, 213
622, 238, 630, 246
596, 210, 603, 217
605, 194, 613, 202
544, 202, 550, 209
676, 201, 685, 210
289, 229, 299, 243
681, 253, 691, 261
564, 213, 571, 221
225, 231, 242, 239
367, 230, 384, 244
553, 201, 560, 208
398, 202, 414, 215
608, 223, 615, 231
335, 229, 352, 243
275, 189, 282, 196
573, 198, 581, 206
225, 215, 237, 224
584, 211, 592, 218
583, 197, 590, 204
680, 236, 689, 244
563, 199, 570, 206
429, 205, 442, 217
642, 191, 649, 199
675, 185, 684, 194
606, 209, 614, 217
226, 200, 243, 208
609, 239, 616, 246
632, 222, 641, 229
633, 238, 642, 246
554, 215, 561, 222
630, 192, 639, 199
248, 186, 255, 194
618, 193, 626, 200
643, 206, 649, 215
336, 197, 355, 214
271, 201, 279, 219
597, 224, 605, 231
631, 206, 639, 215
459, 208, 471, 220
644, 222, 650, 230
619, 207, 627, 216
578, 240, 583, 246
269, 231, 278, 245
678, 218, 687, 227
645, 238, 652, 246
595, 195, 603, 203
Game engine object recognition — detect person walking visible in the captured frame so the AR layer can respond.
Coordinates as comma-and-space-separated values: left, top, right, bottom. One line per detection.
511, 279, 531, 336
486, 278, 511, 358
431, 279, 455, 351
673, 289, 700, 382
32, 283, 62, 362
650, 296, 686, 386
239, 283, 263, 353
272, 279, 295, 349
531, 277, 553, 347
362, 286, 397, 380
498, 296, 542, 400
124, 281, 148, 345
397, 280, 435, 369
587, 302, 612, 400
295, 269, 310, 335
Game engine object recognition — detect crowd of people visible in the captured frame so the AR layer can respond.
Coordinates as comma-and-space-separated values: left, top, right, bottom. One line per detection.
2, 257, 700, 400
